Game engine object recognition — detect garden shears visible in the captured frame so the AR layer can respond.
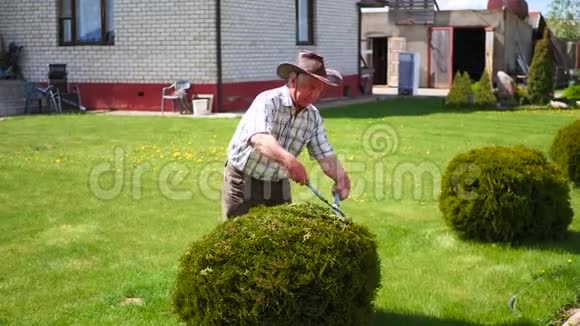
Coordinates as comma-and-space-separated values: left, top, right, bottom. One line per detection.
305, 181, 347, 222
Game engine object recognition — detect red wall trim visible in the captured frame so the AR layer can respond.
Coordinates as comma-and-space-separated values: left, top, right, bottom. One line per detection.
79, 83, 217, 111
60, 74, 360, 112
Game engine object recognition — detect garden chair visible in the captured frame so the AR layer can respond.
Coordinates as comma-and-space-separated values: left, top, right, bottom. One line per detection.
24, 82, 45, 114
48, 64, 83, 113
161, 80, 191, 113
24, 82, 62, 114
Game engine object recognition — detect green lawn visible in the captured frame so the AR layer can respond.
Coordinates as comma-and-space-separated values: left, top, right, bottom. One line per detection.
0, 98, 579, 325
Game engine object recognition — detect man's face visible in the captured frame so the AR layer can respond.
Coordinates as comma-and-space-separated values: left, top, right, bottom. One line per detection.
289, 73, 325, 109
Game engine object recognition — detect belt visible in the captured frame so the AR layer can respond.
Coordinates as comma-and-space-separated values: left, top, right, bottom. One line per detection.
225, 160, 246, 176
225, 160, 288, 184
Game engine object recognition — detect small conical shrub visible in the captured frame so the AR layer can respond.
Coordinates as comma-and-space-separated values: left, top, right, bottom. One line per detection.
439, 146, 573, 242
473, 69, 496, 108
173, 203, 381, 325
550, 119, 580, 185
462, 71, 472, 84
527, 30, 554, 105
445, 71, 473, 108
461, 71, 474, 105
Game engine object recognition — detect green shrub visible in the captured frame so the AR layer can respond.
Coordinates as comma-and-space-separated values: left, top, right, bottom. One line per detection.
473, 69, 496, 108
439, 146, 573, 242
515, 85, 528, 105
173, 203, 381, 326
471, 81, 480, 94
562, 85, 580, 100
462, 71, 473, 101
550, 120, 580, 185
527, 30, 554, 105
446, 71, 473, 108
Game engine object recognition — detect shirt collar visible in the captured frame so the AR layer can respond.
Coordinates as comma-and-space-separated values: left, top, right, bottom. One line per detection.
281, 85, 294, 108
281, 85, 311, 113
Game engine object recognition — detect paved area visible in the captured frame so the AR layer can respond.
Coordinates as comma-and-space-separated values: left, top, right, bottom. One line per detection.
564, 309, 580, 326
88, 110, 244, 118
88, 95, 385, 118
373, 86, 449, 97
86, 87, 447, 118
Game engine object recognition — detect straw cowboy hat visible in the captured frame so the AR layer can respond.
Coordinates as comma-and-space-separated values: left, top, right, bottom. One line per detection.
277, 50, 343, 87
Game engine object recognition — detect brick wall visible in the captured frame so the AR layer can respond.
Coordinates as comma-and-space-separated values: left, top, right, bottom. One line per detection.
0, 0, 360, 111
0, 0, 217, 84
221, 0, 359, 83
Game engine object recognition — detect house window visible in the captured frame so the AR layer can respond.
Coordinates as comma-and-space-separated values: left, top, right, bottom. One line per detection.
296, 0, 314, 45
59, 0, 114, 46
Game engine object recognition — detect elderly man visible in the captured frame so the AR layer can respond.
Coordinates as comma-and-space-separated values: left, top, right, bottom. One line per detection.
222, 50, 351, 219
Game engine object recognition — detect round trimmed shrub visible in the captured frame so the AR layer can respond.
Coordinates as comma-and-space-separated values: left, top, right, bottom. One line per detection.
550, 120, 580, 184
173, 203, 381, 325
439, 146, 573, 242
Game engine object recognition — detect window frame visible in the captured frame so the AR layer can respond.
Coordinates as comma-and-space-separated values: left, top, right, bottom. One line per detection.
296, 0, 314, 45
58, 0, 114, 46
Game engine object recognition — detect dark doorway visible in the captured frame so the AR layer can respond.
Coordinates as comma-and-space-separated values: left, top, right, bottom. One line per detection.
453, 28, 485, 82
372, 37, 388, 85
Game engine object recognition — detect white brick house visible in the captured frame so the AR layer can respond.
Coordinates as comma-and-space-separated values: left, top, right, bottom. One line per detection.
0, 0, 361, 112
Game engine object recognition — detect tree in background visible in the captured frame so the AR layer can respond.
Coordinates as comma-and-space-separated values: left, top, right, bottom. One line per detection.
445, 71, 472, 108
473, 69, 496, 108
527, 30, 554, 105
547, 0, 580, 39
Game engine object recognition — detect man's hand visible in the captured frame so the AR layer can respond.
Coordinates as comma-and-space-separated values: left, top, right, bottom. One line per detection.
318, 156, 350, 200
332, 173, 351, 200
250, 133, 308, 184
285, 157, 308, 185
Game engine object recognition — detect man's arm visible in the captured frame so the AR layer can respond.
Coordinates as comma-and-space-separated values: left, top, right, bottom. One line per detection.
249, 133, 308, 184
317, 155, 350, 199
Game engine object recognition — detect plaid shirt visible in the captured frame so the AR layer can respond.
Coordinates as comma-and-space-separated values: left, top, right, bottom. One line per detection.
227, 86, 334, 181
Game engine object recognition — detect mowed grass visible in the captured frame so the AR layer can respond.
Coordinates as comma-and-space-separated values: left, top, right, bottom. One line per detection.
0, 98, 579, 325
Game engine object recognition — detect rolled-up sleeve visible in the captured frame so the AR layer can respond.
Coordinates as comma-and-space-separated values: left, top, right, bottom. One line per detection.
307, 113, 334, 160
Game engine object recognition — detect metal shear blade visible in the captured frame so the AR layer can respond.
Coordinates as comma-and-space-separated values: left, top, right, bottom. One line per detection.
305, 182, 346, 221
